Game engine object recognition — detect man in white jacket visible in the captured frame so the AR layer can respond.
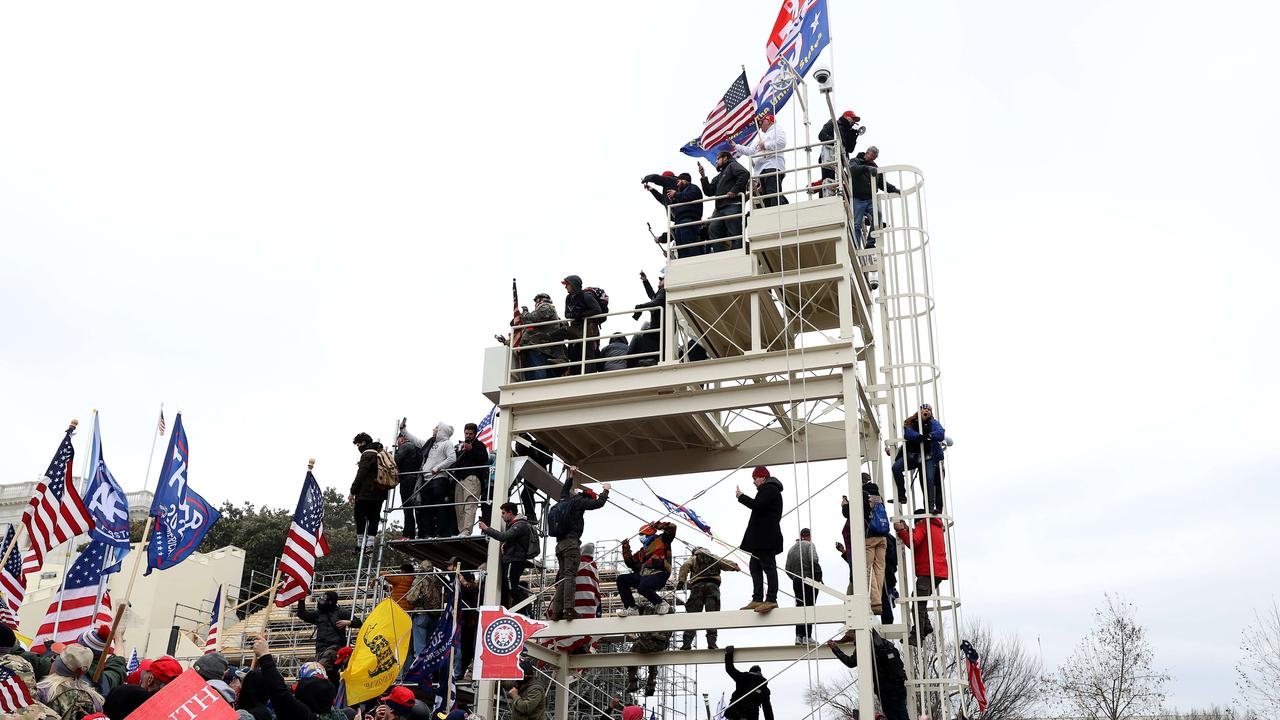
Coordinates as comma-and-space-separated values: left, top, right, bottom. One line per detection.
729, 112, 788, 208
400, 420, 457, 537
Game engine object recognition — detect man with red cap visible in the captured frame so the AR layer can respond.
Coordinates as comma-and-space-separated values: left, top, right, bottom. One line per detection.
143, 655, 182, 693
376, 685, 417, 719
736, 466, 785, 613
729, 113, 788, 208
819, 110, 864, 184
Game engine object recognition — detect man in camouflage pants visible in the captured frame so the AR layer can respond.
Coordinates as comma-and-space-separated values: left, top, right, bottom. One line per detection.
625, 603, 671, 696
676, 547, 741, 650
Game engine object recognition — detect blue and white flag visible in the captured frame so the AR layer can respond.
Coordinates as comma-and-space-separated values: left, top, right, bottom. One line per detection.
680, 0, 830, 162
126, 648, 140, 674
656, 494, 712, 535
83, 414, 132, 573
147, 414, 221, 574
404, 583, 460, 683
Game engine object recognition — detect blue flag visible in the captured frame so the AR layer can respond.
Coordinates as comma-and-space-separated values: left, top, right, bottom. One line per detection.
404, 583, 460, 683
680, 0, 830, 162
83, 415, 132, 573
656, 494, 713, 535
147, 414, 221, 574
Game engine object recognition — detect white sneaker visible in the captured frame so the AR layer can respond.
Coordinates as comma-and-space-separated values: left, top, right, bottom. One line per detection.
615, 607, 640, 617
655, 602, 671, 615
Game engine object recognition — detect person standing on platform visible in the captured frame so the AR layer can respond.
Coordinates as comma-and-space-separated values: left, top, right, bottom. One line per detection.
516, 293, 568, 381
562, 275, 604, 374
479, 502, 534, 609
826, 632, 909, 720
394, 431, 425, 539
785, 528, 823, 644
818, 110, 863, 183
736, 466, 784, 613
644, 171, 705, 257
722, 646, 775, 720
699, 151, 751, 250
547, 466, 610, 620
730, 113, 787, 208
401, 421, 458, 537
349, 432, 387, 548
895, 510, 949, 646
454, 423, 490, 535
677, 547, 740, 650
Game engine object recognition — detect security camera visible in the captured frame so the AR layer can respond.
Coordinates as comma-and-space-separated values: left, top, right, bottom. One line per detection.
814, 66, 833, 92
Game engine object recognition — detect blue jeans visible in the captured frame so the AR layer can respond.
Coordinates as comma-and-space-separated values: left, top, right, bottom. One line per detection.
617, 571, 669, 607
674, 225, 703, 257
411, 613, 435, 658
892, 455, 942, 513
708, 203, 743, 249
852, 198, 874, 248
521, 349, 550, 381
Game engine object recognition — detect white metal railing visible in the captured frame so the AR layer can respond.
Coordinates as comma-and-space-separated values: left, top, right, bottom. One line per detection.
508, 307, 665, 382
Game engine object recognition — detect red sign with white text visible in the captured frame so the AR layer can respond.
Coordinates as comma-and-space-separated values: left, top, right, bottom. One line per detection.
129, 669, 238, 720
473, 606, 549, 680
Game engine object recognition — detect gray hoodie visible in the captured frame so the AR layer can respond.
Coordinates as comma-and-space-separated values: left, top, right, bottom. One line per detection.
403, 422, 457, 475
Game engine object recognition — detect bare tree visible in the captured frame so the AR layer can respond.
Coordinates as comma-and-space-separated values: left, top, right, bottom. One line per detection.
1236, 599, 1280, 718
1047, 594, 1170, 720
803, 621, 1043, 720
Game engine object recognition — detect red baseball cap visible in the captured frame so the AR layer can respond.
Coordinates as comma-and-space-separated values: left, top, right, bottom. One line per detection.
760, 113, 775, 123
842, 110, 860, 121
150, 656, 183, 684
661, 171, 675, 177
381, 686, 416, 712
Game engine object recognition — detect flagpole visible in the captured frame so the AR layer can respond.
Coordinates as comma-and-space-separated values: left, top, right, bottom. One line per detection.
444, 566, 461, 711
93, 514, 151, 682
140, 403, 164, 493
250, 567, 282, 670
53, 410, 96, 641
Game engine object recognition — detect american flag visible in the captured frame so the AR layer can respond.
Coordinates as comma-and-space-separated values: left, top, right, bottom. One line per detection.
23, 426, 95, 572
33, 541, 114, 644
0, 666, 35, 713
275, 471, 329, 606
127, 648, 140, 674
542, 554, 599, 653
158, 407, 166, 436
205, 586, 222, 653
0, 527, 24, 629
700, 71, 757, 150
476, 406, 497, 453
961, 640, 989, 712
656, 495, 713, 535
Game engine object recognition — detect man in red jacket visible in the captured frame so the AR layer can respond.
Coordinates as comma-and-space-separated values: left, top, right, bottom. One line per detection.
895, 511, 949, 646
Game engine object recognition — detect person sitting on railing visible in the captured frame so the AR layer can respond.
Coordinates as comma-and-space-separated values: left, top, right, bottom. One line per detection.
730, 112, 787, 208
515, 293, 568, 381
615, 520, 677, 617
453, 423, 490, 535
643, 171, 704, 257
818, 110, 864, 184
848, 147, 899, 249
699, 151, 751, 250
562, 275, 603, 374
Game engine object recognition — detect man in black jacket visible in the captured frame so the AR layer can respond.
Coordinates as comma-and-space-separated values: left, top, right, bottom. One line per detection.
394, 432, 425, 539
629, 270, 663, 367
699, 151, 751, 250
818, 110, 863, 183
296, 591, 363, 662
454, 423, 490, 534
479, 502, 534, 609
722, 646, 775, 720
349, 433, 387, 548
644, 172, 705, 257
737, 466, 785, 613
549, 466, 610, 620
826, 632, 908, 720
848, 147, 899, 249
562, 274, 603, 374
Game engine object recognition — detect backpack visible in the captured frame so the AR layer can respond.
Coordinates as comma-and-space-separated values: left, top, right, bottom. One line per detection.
546, 498, 574, 538
585, 287, 610, 317
524, 520, 542, 561
374, 449, 399, 489
867, 494, 891, 536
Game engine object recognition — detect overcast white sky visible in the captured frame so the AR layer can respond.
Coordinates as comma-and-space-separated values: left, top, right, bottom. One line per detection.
2, 0, 1277, 713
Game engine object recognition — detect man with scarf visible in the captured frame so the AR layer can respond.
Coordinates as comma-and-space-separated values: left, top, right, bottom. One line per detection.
296, 590, 363, 669
614, 521, 677, 617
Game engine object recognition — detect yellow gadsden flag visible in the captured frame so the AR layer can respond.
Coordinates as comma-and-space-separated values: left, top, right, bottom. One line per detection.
341, 598, 413, 705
